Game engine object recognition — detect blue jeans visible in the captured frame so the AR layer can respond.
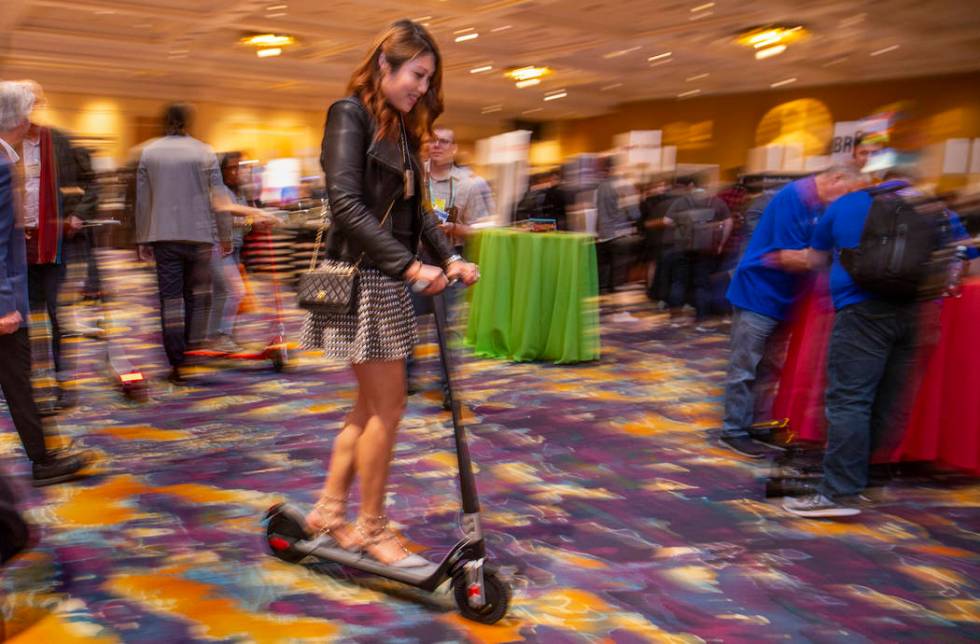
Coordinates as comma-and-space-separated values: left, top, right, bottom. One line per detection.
721, 307, 788, 438
818, 299, 921, 499
208, 245, 244, 338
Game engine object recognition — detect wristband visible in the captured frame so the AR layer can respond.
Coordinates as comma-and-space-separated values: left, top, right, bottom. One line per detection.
443, 254, 463, 268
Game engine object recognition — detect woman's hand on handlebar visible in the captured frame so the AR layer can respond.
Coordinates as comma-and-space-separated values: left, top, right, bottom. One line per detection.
403, 261, 449, 296
445, 260, 480, 286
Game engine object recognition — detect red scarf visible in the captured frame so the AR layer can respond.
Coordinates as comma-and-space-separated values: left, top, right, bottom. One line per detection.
25, 127, 62, 265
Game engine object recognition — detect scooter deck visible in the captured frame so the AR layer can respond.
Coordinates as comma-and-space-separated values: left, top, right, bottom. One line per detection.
298, 536, 440, 586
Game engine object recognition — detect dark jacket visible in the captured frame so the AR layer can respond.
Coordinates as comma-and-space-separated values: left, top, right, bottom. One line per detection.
52, 127, 100, 222
321, 96, 454, 278
0, 161, 29, 328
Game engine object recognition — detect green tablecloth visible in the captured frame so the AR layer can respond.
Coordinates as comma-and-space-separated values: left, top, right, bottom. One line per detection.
464, 228, 599, 363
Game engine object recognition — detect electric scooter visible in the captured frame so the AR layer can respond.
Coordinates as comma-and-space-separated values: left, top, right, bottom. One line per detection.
185, 223, 289, 372
263, 287, 510, 624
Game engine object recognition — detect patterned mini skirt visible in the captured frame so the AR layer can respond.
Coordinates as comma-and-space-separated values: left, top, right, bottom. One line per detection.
300, 265, 418, 364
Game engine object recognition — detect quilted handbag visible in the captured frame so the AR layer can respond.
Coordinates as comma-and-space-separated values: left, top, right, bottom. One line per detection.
297, 199, 395, 314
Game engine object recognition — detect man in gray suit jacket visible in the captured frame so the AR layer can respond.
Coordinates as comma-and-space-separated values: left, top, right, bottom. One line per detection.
136, 104, 266, 384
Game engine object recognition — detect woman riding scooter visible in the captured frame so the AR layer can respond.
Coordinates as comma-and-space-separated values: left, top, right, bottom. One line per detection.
300, 19, 479, 567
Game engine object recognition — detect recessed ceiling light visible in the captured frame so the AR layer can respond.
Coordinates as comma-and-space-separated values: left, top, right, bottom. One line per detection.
544, 91, 567, 102
470, 65, 493, 74
755, 44, 787, 60
648, 52, 672, 62
690, 2, 715, 11
454, 27, 475, 34
491, 25, 513, 32
413, 15, 432, 22
242, 34, 295, 48
678, 89, 701, 98
515, 79, 541, 88
268, 12, 286, 17
604, 46, 641, 59
686, 73, 709, 81
257, 48, 282, 58
455, 33, 479, 43
770, 77, 797, 88
601, 83, 623, 91
870, 44, 900, 56
267, 4, 288, 10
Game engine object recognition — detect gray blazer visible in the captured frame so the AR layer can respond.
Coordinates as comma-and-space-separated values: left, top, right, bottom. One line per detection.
135, 135, 221, 244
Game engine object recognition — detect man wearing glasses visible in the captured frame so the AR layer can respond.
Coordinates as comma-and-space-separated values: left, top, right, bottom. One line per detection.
408, 127, 494, 408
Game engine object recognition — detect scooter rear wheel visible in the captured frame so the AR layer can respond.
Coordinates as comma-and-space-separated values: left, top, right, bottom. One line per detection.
271, 347, 288, 372
266, 506, 308, 564
452, 570, 510, 624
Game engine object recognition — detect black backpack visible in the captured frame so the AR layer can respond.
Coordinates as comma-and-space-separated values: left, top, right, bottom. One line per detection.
840, 186, 948, 300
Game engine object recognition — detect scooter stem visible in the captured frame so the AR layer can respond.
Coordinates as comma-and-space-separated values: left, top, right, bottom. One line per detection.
431, 289, 481, 515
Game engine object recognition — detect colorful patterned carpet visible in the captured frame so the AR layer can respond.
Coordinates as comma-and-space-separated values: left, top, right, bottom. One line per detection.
1, 250, 978, 642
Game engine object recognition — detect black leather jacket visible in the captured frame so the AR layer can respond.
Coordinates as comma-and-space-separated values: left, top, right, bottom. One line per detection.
321, 96, 455, 278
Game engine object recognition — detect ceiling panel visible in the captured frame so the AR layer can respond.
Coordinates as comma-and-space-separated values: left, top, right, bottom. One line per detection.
1, 0, 978, 128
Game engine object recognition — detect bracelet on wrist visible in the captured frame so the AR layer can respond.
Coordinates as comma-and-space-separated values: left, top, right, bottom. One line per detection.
443, 254, 464, 268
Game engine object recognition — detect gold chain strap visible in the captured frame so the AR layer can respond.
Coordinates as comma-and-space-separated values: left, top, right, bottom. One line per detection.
308, 198, 397, 272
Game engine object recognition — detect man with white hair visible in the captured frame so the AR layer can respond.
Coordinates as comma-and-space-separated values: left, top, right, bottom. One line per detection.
0, 81, 89, 486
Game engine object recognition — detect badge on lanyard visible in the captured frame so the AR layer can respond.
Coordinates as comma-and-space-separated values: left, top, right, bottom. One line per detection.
404, 168, 415, 199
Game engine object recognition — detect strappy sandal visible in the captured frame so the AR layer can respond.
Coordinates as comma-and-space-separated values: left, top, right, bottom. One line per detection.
353, 514, 434, 569
305, 495, 357, 549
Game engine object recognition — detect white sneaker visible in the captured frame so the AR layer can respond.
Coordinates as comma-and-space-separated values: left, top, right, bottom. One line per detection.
783, 493, 861, 518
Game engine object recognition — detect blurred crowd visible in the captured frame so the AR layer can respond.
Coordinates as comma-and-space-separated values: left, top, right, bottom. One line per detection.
2, 71, 980, 568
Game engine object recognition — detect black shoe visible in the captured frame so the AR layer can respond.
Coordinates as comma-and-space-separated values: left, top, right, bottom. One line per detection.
747, 427, 789, 450
32, 451, 90, 487
167, 367, 187, 386
720, 436, 770, 459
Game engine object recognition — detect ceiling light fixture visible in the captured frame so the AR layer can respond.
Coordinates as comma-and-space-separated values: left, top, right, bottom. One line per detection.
738, 25, 807, 58
491, 25, 513, 32
267, 4, 287, 10
691, 2, 715, 12
454, 27, 475, 34
257, 47, 282, 58
686, 73, 709, 81
515, 79, 541, 88
604, 46, 641, 59
470, 65, 493, 74
770, 77, 798, 88
481, 104, 503, 114
543, 92, 567, 102
242, 33, 295, 48
268, 12, 286, 17
455, 33, 479, 43
648, 52, 672, 62
678, 89, 701, 98
413, 15, 433, 22
601, 82, 623, 91
522, 108, 544, 115
822, 57, 848, 67
755, 44, 787, 60
506, 65, 552, 83
870, 44, 900, 56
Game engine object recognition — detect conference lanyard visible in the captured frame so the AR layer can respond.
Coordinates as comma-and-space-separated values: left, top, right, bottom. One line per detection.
428, 173, 456, 211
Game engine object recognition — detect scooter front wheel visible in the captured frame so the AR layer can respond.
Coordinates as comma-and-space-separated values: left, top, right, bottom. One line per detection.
452, 570, 510, 624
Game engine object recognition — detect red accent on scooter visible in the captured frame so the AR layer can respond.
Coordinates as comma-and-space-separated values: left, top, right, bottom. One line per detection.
268, 536, 291, 551
468, 584, 482, 598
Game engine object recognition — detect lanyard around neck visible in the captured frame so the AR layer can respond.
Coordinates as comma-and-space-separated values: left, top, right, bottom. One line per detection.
427, 171, 455, 209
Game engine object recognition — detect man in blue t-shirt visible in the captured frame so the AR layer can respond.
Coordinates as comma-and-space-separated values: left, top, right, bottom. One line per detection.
784, 171, 977, 518
720, 166, 855, 458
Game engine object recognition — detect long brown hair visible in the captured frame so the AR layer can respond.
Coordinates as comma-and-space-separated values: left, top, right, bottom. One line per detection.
347, 19, 444, 148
